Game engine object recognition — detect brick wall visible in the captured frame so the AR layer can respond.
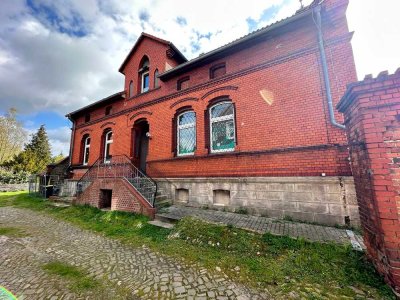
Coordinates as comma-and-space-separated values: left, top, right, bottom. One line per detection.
68, 0, 356, 179
75, 178, 155, 218
338, 69, 400, 293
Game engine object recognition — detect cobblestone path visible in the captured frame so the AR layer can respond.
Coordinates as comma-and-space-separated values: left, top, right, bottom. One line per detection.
157, 206, 365, 248
0, 207, 269, 300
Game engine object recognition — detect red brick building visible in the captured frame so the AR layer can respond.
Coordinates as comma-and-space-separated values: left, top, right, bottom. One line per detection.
66, 0, 359, 224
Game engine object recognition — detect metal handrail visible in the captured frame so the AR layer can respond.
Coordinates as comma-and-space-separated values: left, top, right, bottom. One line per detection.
76, 155, 157, 207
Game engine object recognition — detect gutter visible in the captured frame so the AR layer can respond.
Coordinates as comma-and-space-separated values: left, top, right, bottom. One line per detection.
314, 4, 345, 130
159, 7, 314, 81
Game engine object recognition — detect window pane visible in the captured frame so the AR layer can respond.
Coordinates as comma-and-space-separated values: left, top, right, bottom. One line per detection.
143, 74, 149, 90
212, 119, 235, 151
84, 147, 90, 164
179, 112, 195, 126
86, 137, 90, 145
211, 103, 233, 118
179, 126, 195, 154
105, 144, 111, 159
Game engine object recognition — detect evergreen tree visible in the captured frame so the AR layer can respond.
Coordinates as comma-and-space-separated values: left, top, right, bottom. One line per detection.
5, 125, 52, 174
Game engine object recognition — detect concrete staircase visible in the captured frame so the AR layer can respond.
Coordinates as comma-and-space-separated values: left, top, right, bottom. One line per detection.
154, 189, 171, 210
48, 196, 75, 207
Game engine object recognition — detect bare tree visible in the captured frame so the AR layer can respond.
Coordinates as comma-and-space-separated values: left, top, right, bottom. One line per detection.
0, 108, 27, 164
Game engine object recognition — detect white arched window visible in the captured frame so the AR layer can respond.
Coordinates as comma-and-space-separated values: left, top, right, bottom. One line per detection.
83, 136, 90, 165
177, 111, 196, 156
210, 102, 235, 153
104, 130, 113, 163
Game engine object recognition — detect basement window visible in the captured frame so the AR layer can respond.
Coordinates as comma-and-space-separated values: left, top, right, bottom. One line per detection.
213, 189, 230, 206
175, 188, 189, 203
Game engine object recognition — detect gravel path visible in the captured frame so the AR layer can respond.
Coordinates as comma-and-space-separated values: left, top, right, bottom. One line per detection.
0, 207, 269, 299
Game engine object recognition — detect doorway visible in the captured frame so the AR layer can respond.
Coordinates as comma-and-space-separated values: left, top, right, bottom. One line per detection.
100, 189, 112, 209
132, 119, 149, 173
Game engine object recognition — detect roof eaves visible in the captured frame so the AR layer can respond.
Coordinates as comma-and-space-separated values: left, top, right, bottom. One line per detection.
158, 5, 314, 80
66, 91, 125, 118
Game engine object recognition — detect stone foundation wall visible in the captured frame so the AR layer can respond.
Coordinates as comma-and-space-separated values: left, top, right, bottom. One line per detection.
155, 176, 359, 226
0, 183, 29, 192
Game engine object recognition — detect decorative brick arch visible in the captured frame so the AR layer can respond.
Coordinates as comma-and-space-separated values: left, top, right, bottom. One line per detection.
100, 121, 116, 129
129, 111, 153, 121
170, 97, 198, 109
79, 128, 93, 135
201, 85, 238, 101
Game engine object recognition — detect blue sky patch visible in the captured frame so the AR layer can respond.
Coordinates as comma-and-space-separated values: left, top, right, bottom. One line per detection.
26, 0, 87, 37
18, 111, 70, 131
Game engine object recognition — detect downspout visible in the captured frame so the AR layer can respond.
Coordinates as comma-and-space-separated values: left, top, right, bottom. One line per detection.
67, 116, 75, 168
314, 4, 345, 130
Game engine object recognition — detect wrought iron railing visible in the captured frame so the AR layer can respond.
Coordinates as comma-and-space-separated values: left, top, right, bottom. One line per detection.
76, 155, 157, 207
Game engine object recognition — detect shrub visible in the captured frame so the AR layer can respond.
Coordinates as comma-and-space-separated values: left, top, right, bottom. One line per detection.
0, 167, 29, 184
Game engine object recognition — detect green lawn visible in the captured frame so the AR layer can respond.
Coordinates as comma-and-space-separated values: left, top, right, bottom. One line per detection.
0, 191, 395, 299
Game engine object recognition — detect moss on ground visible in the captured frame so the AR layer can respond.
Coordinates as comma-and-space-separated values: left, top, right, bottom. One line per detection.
0, 191, 395, 299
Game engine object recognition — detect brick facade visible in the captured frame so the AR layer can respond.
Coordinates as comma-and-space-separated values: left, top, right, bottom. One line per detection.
66, 0, 359, 225
68, 0, 355, 179
75, 178, 155, 218
338, 69, 400, 293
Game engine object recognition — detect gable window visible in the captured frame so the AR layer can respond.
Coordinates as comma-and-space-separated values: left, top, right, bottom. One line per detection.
177, 76, 190, 91
177, 111, 196, 156
129, 81, 134, 98
210, 63, 226, 79
84, 114, 90, 123
103, 130, 113, 163
154, 69, 159, 88
209, 102, 235, 153
139, 56, 150, 93
82, 135, 90, 165
105, 106, 112, 116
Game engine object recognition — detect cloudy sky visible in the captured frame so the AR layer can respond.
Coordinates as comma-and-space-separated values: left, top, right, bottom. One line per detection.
0, 0, 399, 156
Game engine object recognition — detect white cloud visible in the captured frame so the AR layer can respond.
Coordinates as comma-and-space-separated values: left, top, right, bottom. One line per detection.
0, 0, 399, 158
347, 0, 400, 78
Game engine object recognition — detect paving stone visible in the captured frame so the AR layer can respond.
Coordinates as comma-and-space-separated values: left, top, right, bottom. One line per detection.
156, 206, 365, 247
0, 207, 269, 299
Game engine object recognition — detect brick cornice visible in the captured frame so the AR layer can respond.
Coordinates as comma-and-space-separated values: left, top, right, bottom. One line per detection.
337, 68, 400, 113
75, 33, 353, 130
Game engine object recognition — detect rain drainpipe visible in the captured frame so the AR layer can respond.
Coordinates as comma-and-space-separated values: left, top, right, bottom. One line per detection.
68, 117, 75, 167
314, 4, 345, 130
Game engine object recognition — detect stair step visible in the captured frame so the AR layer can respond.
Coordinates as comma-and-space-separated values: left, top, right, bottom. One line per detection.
155, 213, 180, 224
148, 220, 174, 229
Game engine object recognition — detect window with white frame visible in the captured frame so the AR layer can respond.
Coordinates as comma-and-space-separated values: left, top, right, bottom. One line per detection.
210, 102, 235, 153
83, 136, 90, 165
104, 130, 113, 163
177, 111, 196, 156
141, 71, 149, 92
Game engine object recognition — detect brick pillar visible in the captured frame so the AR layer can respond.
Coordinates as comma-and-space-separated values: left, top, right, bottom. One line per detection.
338, 69, 400, 293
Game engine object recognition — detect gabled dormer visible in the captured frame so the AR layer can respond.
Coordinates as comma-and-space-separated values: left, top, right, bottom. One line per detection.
119, 33, 187, 99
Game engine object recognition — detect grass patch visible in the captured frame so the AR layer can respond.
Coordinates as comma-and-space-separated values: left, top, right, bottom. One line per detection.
0, 226, 28, 238
0, 192, 395, 299
42, 261, 99, 292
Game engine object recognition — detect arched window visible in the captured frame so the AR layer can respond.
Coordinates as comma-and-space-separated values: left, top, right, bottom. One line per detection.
139, 56, 150, 93
210, 62, 226, 79
177, 111, 196, 156
209, 102, 235, 153
129, 81, 134, 98
154, 69, 159, 88
103, 130, 113, 163
82, 135, 90, 165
